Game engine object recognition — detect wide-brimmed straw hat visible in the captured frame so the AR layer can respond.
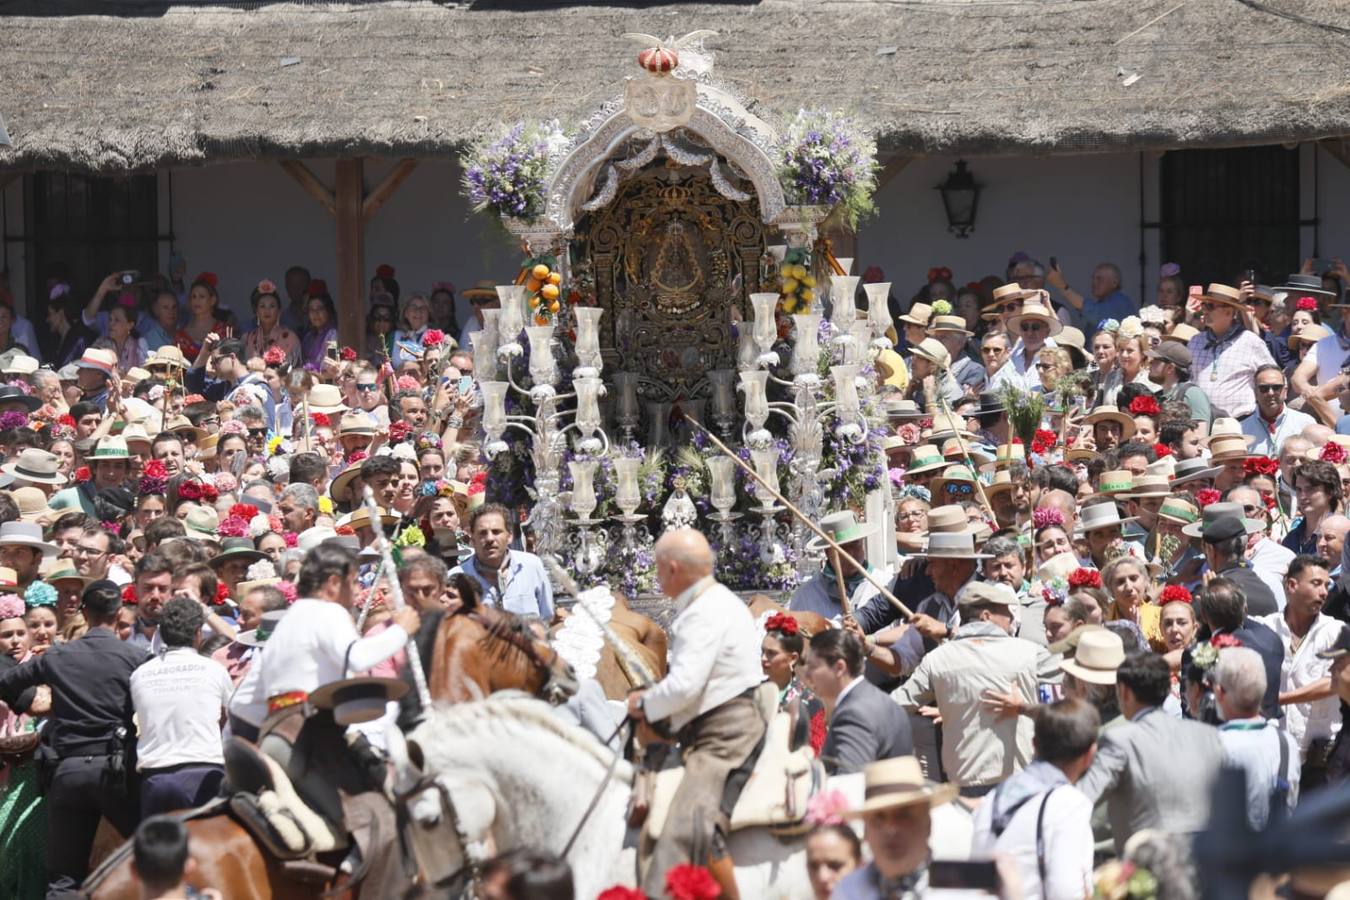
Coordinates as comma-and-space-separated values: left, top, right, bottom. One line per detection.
806, 510, 879, 553
164, 415, 206, 444
1181, 501, 1264, 539
304, 385, 346, 415
1, 449, 66, 486
912, 531, 991, 559
1037, 551, 1085, 584
146, 345, 189, 371
210, 537, 267, 569
875, 349, 908, 392
1204, 417, 1256, 447
329, 461, 367, 506
1120, 475, 1171, 499
181, 506, 220, 541
1094, 470, 1134, 497
1056, 326, 1090, 367
1060, 628, 1126, 685
930, 465, 980, 498
904, 445, 949, 476
982, 469, 1016, 496
1277, 273, 1337, 301
941, 438, 992, 467
1083, 405, 1136, 438
310, 676, 410, 726
897, 303, 933, 328
1156, 496, 1200, 526
338, 506, 401, 532
75, 348, 117, 377
0, 353, 38, 376
89, 436, 130, 461
1207, 434, 1253, 462
1008, 300, 1063, 337
1162, 323, 1199, 345
42, 557, 88, 587
882, 398, 924, 422
909, 338, 950, 369
924, 506, 972, 536
844, 756, 957, 817
461, 280, 499, 301
991, 443, 1025, 470
1080, 502, 1137, 533
0, 521, 57, 557
338, 413, 378, 438
929, 315, 973, 337
1199, 283, 1245, 310
1171, 457, 1223, 486
982, 283, 1032, 319
1288, 324, 1331, 351
10, 487, 54, 525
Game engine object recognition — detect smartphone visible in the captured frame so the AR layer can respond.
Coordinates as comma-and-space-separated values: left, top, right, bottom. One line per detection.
325, 340, 339, 361
119, 270, 140, 285
456, 375, 473, 395
929, 860, 1001, 894
1188, 285, 1203, 297
1048, 256, 1058, 270
1311, 258, 1334, 274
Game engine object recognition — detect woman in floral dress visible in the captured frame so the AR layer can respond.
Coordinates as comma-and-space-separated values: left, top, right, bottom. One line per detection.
760, 612, 826, 755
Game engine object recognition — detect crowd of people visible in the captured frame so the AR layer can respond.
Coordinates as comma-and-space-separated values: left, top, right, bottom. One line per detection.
0, 249, 1347, 900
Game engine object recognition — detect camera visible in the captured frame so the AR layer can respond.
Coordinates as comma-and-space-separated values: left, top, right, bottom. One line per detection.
119, 270, 140, 285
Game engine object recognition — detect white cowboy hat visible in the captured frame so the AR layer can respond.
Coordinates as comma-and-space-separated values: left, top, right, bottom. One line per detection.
0, 449, 67, 486
0, 521, 58, 557
1060, 628, 1126, 685
1079, 503, 1137, 533
844, 756, 957, 818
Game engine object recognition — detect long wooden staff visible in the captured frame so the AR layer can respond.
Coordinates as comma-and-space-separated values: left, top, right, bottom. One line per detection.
683, 417, 914, 620
361, 486, 431, 711
933, 392, 998, 524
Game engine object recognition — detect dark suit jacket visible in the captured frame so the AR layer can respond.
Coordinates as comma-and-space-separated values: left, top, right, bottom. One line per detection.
822, 678, 913, 775
1216, 562, 1279, 618
1189, 617, 1284, 720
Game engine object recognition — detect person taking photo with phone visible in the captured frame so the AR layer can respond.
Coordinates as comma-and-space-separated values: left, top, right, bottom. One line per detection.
1045, 260, 1136, 334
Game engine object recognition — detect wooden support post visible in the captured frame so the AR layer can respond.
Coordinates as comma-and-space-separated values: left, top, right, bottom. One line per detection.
362, 159, 418, 221
1320, 138, 1350, 172
0, 172, 19, 194
279, 160, 336, 216
335, 158, 366, 353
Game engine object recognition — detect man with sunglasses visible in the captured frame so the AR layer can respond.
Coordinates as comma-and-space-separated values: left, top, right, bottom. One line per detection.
989, 297, 1061, 391
458, 281, 501, 350
1241, 365, 1314, 457
1186, 283, 1275, 420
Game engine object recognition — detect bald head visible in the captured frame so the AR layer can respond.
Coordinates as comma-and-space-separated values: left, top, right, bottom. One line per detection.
654, 528, 716, 597
1038, 489, 1078, 528
1317, 514, 1350, 570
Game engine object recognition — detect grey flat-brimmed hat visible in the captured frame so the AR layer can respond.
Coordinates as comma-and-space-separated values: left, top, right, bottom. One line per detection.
911, 531, 991, 559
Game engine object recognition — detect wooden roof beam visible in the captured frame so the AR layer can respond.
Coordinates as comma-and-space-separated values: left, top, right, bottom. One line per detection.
279, 159, 335, 216
362, 159, 417, 222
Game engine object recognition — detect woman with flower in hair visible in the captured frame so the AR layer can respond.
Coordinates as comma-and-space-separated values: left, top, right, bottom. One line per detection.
761, 612, 826, 755
1090, 328, 1118, 391
48, 437, 75, 480
23, 584, 59, 656
1159, 586, 1198, 713
0, 592, 48, 900
1102, 555, 1165, 651
1104, 323, 1158, 406
1290, 296, 1322, 338
175, 273, 232, 360
391, 292, 438, 369
1034, 512, 1075, 565
1128, 394, 1162, 445
243, 280, 300, 367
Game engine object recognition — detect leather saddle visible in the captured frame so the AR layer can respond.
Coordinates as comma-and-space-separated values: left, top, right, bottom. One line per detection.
643, 690, 826, 842
223, 737, 346, 864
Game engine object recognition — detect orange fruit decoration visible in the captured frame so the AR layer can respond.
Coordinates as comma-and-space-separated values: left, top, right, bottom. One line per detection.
540, 284, 560, 301
531, 264, 550, 280
547, 272, 562, 286
525, 278, 542, 292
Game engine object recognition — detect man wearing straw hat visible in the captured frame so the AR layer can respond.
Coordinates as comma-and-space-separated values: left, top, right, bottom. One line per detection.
906, 338, 962, 410
789, 511, 888, 621
990, 296, 1061, 392
930, 313, 984, 396
831, 755, 958, 899
1187, 283, 1275, 420
894, 581, 1057, 795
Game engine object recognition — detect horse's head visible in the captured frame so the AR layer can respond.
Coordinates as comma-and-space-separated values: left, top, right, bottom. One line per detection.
477, 609, 579, 704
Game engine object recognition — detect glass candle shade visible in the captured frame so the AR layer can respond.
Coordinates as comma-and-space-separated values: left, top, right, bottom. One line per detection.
471, 329, 498, 381
831, 364, 861, 420
568, 460, 599, 518
707, 456, 737, 512
708, 369, 736, 421
613, 457, 641, 515
749, 292, 780, 354
526, 325, 558, 386
830, 275, 860, 332
739, 369, 770, 430
496, 284, 525, 341
480, 381, 509, 437
864, 282, 893, 341
613, 372, 640, 423
751, 448, 779, 505
791, 313, 822, 376
574, 376, 602, 438
574, 306, 604, 372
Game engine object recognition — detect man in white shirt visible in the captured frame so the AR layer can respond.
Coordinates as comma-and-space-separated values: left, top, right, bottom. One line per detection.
971, 698, 1098, 900
1213, 647, 1300, 830
627, 529, 766, 897
132, 597, 233, 817
1257, 554, 1344, 789
1241, 365, 1315, 457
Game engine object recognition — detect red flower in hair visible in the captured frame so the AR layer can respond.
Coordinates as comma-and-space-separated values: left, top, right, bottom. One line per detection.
1159, 585, 1193, 605
1243, 456, 1278, 476
177, 481, 202, 501
765, 612, 800, 636
926, 266, 952, 284
1068, 568, 1102, 589
307, 279, 329, 298
1263, 491, 1277, 511
388, 421, 411, 443
340, 346, 357, 362
201, 484, 218, 503
470, 471, 489, 487
143, 460, 168, 479
193, 272, 219, 289
58, 414, 76, 428
218, 515, 248, 538
1153, 443, 1172, 459
121, 584, 137, 605
1194, 488, 1221, 507
347, 450, 369, 464
228, 503, 259, 522
467, 480, 486, 497
1296, 296, 1319, 312
74, 466, 91, 484
334, 524, 356, 537
211, 582, 230, 607
183, 394, 206, 405
1128, 396, 1160, 417
1211, 633, 1244, 650
1320, 441, 1348, 464
597, 889, 647, 900
808, 707, 827, 755
375, 264, 396, 280
257, 279, 278, 296
311, 412, 331, 428
665, 863, 722, 900
422, 329, 445, 348
263, 346, 285, 366
283, 531, 298, 548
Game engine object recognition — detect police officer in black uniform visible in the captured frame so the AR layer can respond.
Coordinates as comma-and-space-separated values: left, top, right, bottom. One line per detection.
0, 579, 147, 894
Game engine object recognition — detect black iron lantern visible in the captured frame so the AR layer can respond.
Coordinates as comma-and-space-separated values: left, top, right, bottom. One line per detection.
936, 159, 981, 238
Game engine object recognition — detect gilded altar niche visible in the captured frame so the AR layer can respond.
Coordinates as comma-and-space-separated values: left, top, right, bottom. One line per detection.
577, 162, 766, 402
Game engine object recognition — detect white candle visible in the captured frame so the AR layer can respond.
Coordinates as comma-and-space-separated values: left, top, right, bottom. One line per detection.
613, 457, 641, 515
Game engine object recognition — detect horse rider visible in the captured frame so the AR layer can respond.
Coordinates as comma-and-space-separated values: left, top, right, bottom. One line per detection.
229, 542, 418, 869
626, 529, 769, 898
0, 580, 146, 894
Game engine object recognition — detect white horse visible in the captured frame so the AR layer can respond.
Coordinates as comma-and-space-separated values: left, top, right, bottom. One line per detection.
402, 693, 822, 899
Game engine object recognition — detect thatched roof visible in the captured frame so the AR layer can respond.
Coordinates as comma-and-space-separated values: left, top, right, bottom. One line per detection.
2, 0, 1350, 173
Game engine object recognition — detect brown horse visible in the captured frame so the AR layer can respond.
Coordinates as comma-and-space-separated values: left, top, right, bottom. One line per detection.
83, 608, 575, 900
746, 593, 832, 637
590, 593, 668, 701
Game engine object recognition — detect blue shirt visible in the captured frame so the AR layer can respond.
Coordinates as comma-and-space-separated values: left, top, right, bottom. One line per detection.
1074, 289, 1136, 334
452, 550, 554, 619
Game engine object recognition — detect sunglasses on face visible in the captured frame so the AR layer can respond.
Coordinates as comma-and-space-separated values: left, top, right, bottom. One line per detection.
1200, 303, 1221, 313
981, 347, 1004, 355
247, 428, 267, 437
1021, 322, 1047, 333
357, 383, 378, 392
944, 482, 974, 495
1256, 383, 1284, 394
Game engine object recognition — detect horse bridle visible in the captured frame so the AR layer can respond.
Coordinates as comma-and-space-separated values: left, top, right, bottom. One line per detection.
395, 773, 484, 898
467, 610, 572, 705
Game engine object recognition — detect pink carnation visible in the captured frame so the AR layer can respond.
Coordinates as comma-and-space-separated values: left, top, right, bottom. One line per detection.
396, 375, 421, 392
276, 581, 298, 604
213, 473, 238, 493
804, 789, 851, 826
1032, 507, 1065, 529
218, 516, 249, 538
283, 531, 298, 548
0, 594, 24, 620
269, 515, 285, 534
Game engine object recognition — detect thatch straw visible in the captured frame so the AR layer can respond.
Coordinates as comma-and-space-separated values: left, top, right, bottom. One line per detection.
1, 0, 1349, 174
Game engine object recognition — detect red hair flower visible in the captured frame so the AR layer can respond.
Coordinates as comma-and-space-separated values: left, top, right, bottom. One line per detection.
211, 582, 231, 607
229, 503, 259, 522
1152, 443, 1172, 459
74, 466, 91, 484
1159, 584, 1193, 605
1296, 296, 1319, 312
178, 481, 202, 501
1194, 488, 1221, 507
143, 459, 168, 479
311, 412, 331, 429
58, 414, 76, 428
340, 346, 358, 362
283, 531, 298, 548
466, 480, 486, 497
334, 524, 356, 537
183, 394, 206, 405
307, 279, 329, 298
257, 278, 278, 296
597, 889, 647, 900
1263, 491, 1277, 511
926, 266, 952, 284
1068, 568, 1102, 589
193, 272, 219, 289
263, 346, 285, 366
375, 263, 396, 280
1243, 456, 1278, 476
765, 612, 800, 636
218, 516, 249, 538
388, 421, 411, 443
1211, 633, 1244, 650
422, 329, 445, 348
1320, 441, 1347, 464
121, 584, 137, 605
665, 863, 722, 900
1128, 396, 1160, 417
